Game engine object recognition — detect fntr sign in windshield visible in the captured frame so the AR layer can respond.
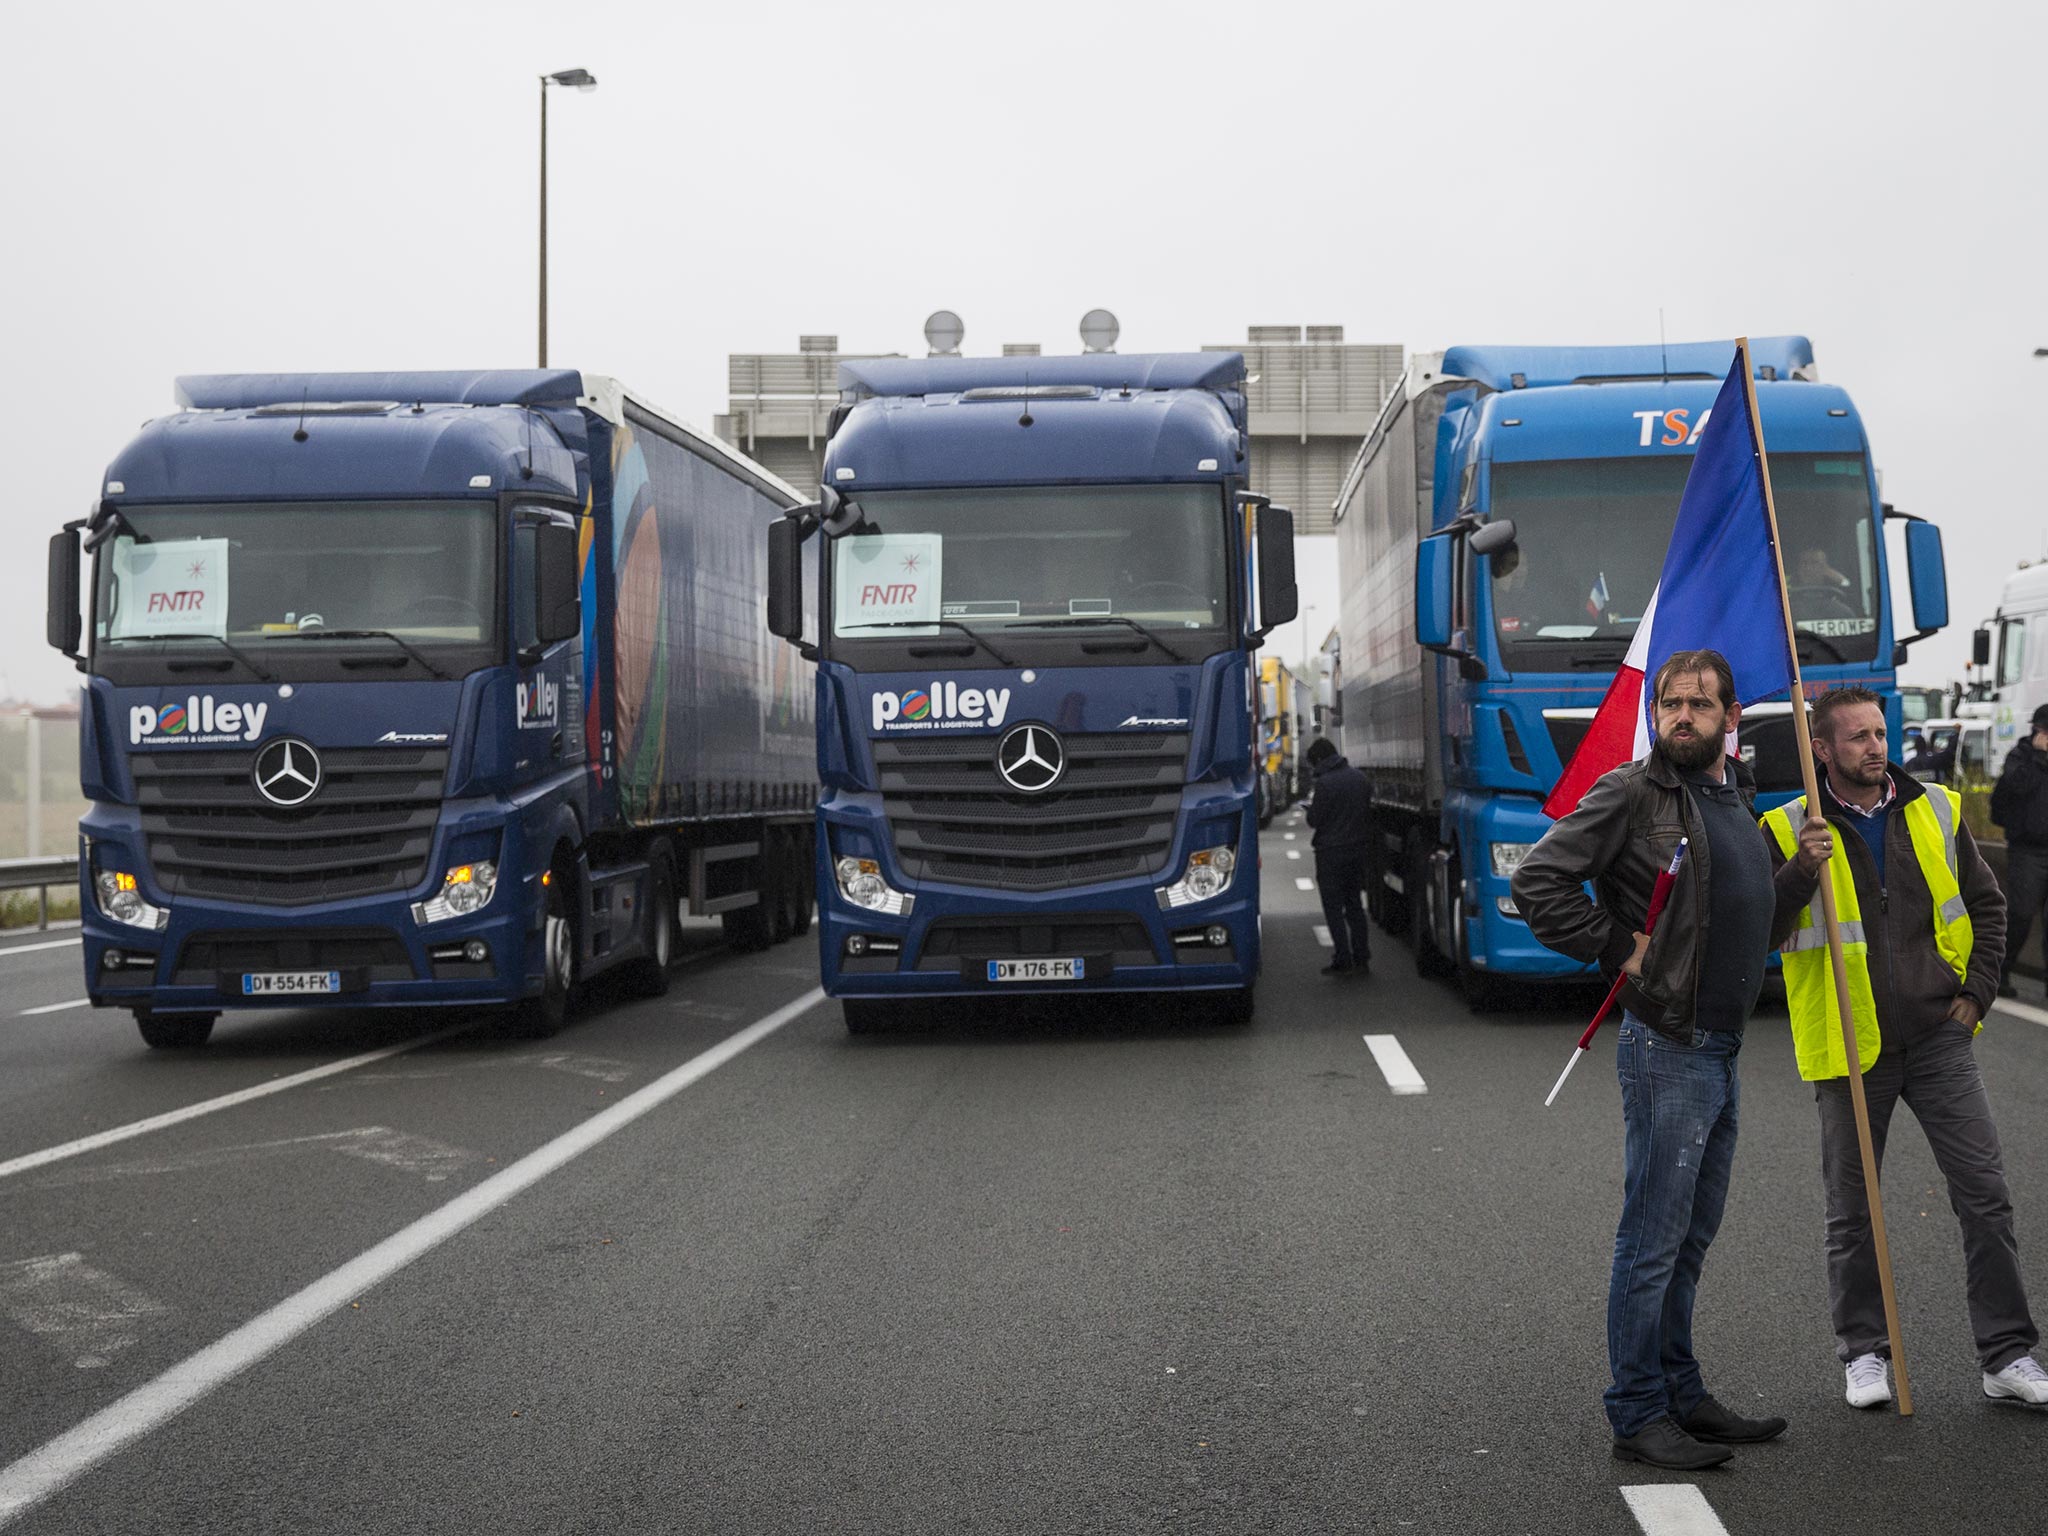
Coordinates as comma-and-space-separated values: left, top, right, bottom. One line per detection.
836, 534, 943, 631
110, 538, 230, 640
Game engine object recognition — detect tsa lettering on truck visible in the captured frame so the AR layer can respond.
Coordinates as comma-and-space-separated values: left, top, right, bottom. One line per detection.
1633, 408, 1712, 447
870, 682, 1012, 733
129, 695, 269, 745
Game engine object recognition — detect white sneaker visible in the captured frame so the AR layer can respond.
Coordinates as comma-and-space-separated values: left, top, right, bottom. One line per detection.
1984, 1355, 2048, 1405
1845, 1352, 1892, 1408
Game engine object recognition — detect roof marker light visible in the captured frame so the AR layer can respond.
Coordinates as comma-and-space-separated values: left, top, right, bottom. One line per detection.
835, 468, 857, 482
1198, 458, 1219, 472
469, 474, 492, 488
1827, 408, 1848, 417
105, 481, 124, 494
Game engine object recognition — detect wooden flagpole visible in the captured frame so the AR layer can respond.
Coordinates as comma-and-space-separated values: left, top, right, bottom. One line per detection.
1738, 336, 1913, 1415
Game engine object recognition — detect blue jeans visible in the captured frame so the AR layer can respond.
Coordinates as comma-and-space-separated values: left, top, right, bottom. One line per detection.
1606, 1014, 1742, 1437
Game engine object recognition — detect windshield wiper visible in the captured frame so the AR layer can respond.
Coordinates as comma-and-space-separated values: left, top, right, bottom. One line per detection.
1008, 616, 1189, 663
116, 632, 275, 682
280, 628, 452, 680
840, 620, 1016, 667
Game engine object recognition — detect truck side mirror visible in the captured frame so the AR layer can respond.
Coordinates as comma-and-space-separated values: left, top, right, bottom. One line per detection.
1415, 533, 1454, 651
1256, 505, 1298, 631
819, 485, 866, 539
1903, 520, 1948, 635
768, 515, 810, 645
47, 529, 82, 660
1973, 626, 1992, 668
1468, 517, 1517, 557
534, 523, 582, 646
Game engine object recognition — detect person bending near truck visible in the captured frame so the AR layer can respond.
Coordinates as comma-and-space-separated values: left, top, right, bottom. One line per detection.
1304, 737, 1371, 976
1512, 650, 1787, 1470
1991, 702, 2048, 998
1763, 686, 2046, 1409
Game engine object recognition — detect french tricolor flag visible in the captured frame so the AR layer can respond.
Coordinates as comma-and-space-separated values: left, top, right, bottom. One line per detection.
1542, 346, 1797, 819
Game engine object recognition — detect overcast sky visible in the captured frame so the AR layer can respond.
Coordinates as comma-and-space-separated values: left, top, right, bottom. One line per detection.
7, 0, 2041, 703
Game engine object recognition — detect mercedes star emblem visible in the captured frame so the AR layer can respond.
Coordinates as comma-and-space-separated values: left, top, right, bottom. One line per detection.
996, 724, 1064, 793
253, 738, 322, 808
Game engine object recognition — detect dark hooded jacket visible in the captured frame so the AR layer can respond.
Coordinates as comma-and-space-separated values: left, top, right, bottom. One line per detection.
1306, 753, 1371, 850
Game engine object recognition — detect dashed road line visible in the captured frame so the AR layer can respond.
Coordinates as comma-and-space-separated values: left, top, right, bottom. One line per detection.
1620, 1484, 1730, 1535
0, 1024, 473, 1182
1312, 925, 1333, 948
1287, 849, 1302, 861
0, 986, 824, 1528
1994, 998, 2048, 1029
1283, 832, 1296, 841
0, 939, 81, 962
19, 1000, 90, 1017
1295, 877, 1314, 892
1362, 1034, 1427, 1095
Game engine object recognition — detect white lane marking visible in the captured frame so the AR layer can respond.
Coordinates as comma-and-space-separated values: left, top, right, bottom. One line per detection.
1287, 849, 1302, 861
0, 1023, 472, 1182
0, 1254, 170, 1370
19, 1000, 90, 1017
1295, 878, 1314, 891
1362, 1034, 1427, 1095
1312, 925, 1333, 948
1283, 833, 1296, 841
1620, 1484, 1731, 1536
0, 986, 824, 1527
1994, 998, 2048, 1028
0, 940, 82, 961
33, 1127, 483, 1189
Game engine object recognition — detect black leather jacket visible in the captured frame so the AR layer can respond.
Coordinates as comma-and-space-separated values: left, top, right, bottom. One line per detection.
1511, 751, 1757, 1042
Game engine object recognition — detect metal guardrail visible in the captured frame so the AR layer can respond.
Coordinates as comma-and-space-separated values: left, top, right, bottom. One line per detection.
0, 856, 76, 931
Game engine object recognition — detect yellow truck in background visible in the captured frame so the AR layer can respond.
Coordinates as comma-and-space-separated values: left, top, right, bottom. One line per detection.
1257, 658, 1311, 827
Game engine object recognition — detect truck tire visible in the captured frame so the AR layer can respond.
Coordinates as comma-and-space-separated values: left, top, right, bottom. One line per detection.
1410, 834, 1453, 980
842, 998, 890, 1035
135, 1010, 216, 1049
511, 871, 576, 1038
622, 856, 676, 998
1368, 814, 1409, 937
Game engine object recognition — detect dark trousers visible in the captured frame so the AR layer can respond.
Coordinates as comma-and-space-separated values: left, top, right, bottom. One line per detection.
1816, 1024, 2040, 1371
1315, 845, 1371, 968
2001, 843, 2048, 990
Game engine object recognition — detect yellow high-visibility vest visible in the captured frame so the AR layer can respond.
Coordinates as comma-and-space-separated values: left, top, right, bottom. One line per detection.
1762, 786, 1973, 1081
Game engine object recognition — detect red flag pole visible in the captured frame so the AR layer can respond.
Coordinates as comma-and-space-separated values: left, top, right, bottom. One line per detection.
1544, 840, 1688, 1106
1739, 335, 1913, 1416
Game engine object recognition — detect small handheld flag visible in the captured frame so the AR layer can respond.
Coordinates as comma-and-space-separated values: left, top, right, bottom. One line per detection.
1543, 839, 1688, 1107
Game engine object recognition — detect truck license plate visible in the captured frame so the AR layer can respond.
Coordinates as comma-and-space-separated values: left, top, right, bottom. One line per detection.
242, 971, 342, 996
986, 958, 1083, 983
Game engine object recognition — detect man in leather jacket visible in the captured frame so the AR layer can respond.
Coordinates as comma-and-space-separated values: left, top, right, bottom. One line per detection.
1512, 649, 1788, 1470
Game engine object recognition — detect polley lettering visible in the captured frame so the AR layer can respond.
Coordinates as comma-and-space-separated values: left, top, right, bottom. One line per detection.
871, 682, 1012, 732
517, 676, 560, 731
130, 696, 269, 744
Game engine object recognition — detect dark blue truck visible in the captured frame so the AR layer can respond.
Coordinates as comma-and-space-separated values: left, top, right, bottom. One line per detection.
47, 370, 817, 1047
764, 353, 1297, 1031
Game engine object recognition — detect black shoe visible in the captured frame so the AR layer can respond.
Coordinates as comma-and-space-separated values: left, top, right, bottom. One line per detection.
1612, 1416, 1734, 1470
1321, 961, 1354, 975
1676, 1394, 1787, 1444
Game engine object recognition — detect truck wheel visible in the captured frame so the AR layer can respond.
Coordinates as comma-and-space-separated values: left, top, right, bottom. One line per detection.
1451, 886, 1503, 1012
135, 1010, 216, 1050
1410, 836, 1453, 980
623, 858, 675, 999
842, 998, 890, 1035
511, 873, 576, 1038
1206, 985, 1256, 1027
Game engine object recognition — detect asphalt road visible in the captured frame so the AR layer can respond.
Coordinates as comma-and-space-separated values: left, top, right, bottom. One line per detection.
3, 811, 2047, 1535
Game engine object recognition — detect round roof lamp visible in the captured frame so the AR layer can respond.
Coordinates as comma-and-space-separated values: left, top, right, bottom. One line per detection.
1079, 309, 1120, 354
924, 310, 965, 357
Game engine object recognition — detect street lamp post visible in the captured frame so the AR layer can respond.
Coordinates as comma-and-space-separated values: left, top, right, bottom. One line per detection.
539, 68, 597, 368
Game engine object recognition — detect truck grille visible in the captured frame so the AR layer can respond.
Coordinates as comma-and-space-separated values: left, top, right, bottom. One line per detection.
132, 747, 447, 907
873, 731, 1187, 892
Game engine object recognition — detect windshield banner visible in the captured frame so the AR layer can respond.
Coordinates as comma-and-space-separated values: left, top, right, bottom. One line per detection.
110, 538, 229, 640
836, 534, 943, 632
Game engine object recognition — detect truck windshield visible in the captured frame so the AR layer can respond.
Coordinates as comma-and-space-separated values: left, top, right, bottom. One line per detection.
1487, 452, 1880, 667
829, 485, 1228, 642
94, 501, 498, 653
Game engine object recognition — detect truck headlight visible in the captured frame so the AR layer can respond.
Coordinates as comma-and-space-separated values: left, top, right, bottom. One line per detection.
1489, 842, 1535, 878
835, 856, 914, 917
94, 869, 169, 931
1155, 844, 1237, 910
412, 860, 499, 925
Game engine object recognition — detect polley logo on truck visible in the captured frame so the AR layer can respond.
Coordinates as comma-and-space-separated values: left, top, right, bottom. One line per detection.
871, 681, 1012, 733
130, 695, 270, 745
517, 675, 559, 731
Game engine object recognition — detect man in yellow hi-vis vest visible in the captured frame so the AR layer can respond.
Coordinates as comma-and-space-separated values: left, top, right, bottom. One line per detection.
1763, 686, 2045, 1410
